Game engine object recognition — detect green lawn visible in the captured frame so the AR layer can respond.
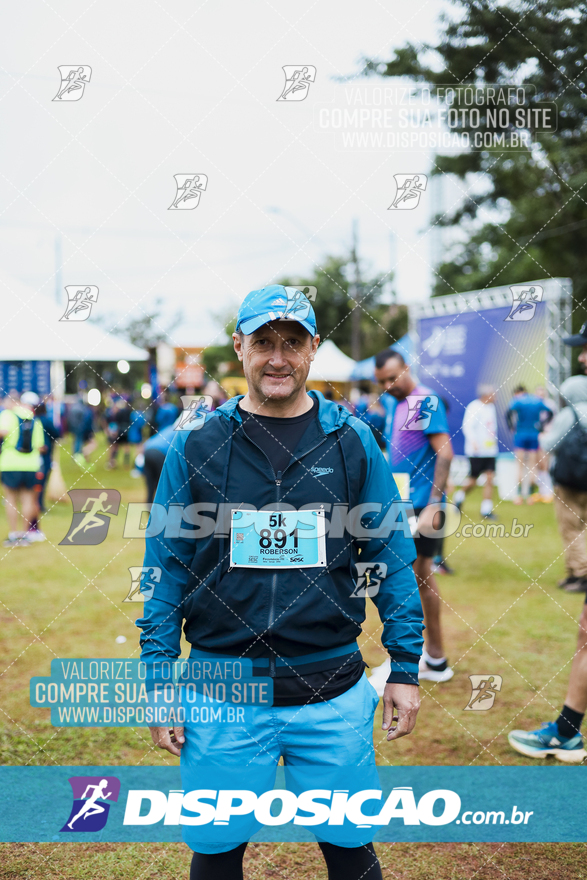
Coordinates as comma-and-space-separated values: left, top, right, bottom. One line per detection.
0, 435, 584, 875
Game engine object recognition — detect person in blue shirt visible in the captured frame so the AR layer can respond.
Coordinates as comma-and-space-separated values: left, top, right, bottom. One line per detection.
154, 393, 180, 430
128, 408, 147, 447
506, 385, 553, 504
374, 347, 454, 683
136, 285, 423, 879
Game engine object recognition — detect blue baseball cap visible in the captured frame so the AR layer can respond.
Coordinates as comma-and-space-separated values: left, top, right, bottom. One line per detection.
236, 285, 317, 336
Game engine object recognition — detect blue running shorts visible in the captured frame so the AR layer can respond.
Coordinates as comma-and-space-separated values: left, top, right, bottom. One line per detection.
179, 671, 381, 853
514, 432, 539, 451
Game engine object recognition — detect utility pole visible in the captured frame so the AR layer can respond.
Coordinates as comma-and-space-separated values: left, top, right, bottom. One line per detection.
349, 218, 361, 361
55, 232, 62, 307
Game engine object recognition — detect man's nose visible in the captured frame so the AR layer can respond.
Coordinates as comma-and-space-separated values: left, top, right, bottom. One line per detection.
269, 344, 288, 367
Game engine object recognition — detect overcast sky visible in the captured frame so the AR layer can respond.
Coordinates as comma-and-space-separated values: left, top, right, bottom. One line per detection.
1, 0, 458, 349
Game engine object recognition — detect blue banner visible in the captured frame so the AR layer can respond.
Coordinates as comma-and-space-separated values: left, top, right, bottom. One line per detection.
1, 766, 584, 843
417, 302, 547, 455
0, 361, 51, 396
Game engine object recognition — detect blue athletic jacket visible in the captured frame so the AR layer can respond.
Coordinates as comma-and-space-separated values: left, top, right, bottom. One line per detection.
136, 391, 424, 684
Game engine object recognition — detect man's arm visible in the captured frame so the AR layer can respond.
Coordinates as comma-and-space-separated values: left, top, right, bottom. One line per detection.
349, 421, 424, 740
427, 432, 453, 502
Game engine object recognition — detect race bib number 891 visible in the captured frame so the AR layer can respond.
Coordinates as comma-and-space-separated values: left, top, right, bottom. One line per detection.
229, 509, 327, 569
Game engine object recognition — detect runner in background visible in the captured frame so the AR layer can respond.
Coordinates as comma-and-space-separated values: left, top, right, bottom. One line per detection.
154, 392, 179, 430
507, 385, 553, 504
374, 348, 455, 683
33, 400, 60, 515
453, 385, 499, 520
0, 391, 45, 547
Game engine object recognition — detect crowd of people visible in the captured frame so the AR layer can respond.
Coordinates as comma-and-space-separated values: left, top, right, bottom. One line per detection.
0, 384, 226, 547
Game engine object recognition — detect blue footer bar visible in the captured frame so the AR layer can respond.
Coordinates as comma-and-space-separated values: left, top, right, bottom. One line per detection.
1, 766, 584, 843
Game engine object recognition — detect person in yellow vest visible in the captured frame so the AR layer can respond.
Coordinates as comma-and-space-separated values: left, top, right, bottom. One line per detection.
0, 391, 46, 547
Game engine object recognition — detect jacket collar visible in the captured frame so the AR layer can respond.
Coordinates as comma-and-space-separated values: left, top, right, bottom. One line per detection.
216, 389, 352, 435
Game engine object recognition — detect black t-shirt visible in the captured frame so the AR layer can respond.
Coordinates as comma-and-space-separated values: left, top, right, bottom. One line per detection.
237, 397, 365, 706
237, 398, 318, 476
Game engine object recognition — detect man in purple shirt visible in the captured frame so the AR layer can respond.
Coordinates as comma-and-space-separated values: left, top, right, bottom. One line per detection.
375, 348, 455, 683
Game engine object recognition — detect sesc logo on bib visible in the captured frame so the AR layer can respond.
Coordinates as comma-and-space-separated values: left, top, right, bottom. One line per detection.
230, 509, 327, 568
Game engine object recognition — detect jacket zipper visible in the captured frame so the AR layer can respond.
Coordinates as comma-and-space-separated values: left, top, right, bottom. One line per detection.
236, 426, 331, 679
268, 470, 282, 678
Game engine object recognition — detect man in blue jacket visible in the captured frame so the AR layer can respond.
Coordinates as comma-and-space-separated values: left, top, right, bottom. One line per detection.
136, 285, 424, 880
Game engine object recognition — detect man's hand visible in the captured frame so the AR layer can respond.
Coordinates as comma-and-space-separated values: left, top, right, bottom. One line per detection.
149, 725, 185, 757
416, 502, 443, 536
382, 683, 420, 741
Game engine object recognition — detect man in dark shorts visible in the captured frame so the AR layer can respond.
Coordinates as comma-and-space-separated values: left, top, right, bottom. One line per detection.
375, 349, 454, 682
453, 384, 498, 520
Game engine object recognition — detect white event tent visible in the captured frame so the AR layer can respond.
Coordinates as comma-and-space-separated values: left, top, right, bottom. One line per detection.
0, 274, 149, 365
307, 340, 356, 383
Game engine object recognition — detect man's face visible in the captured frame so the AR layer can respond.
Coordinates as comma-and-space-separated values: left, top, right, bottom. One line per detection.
578, 344, 587, 371
374, 356, 413, 400
233, 320, 319, 403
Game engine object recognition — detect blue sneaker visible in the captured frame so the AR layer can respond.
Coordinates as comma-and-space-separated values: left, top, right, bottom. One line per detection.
508, 721, 586, 763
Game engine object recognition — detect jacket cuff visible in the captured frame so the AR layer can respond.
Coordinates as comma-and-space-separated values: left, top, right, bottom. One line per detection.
386, 653, 420, 686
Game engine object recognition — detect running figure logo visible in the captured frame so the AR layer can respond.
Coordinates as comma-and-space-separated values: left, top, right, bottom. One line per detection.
61, 776, 120, 832
169, 174, 208, 210
290, 285, 317, 301
123, 566, 161, 603
351, 562, 388, 598
400, 395, 439, 431
175, 395, 213, 431
60, 489, 121, 545
276, 66, 316, 102
265, 287, 313, 323
59, 286, 99, 322
505, 285, 544, 322
388, 174, 428, 210
52, 66, 92, 102
464, 674, 502, 711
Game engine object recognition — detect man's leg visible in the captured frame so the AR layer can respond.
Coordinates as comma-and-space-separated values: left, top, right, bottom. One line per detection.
536, 450, 553, 500
561, 601, 587, 724
514, 449, 525, 503
508, 601, 587, 762
190, 843, 247, 880
413, 553, 444, 659
553, 485, 587, 580
319, 842, 382, 879
480, 469, 495, 517
453, 475, 475, 509
2, 486, 21, 533
525, 449, 538, 501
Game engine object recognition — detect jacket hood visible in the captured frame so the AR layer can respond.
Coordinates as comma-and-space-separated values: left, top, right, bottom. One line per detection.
216, 389, 353, 434
560, 375, 587, 406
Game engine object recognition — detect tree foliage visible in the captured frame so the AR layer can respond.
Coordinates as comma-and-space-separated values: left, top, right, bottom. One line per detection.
362, 0, 587, 332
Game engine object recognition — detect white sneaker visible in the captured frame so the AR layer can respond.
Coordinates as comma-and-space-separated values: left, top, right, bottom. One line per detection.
368, 658, 391, 697
419, 655, 454, 682
26, 529, 47, 542
3, 533, 32, 548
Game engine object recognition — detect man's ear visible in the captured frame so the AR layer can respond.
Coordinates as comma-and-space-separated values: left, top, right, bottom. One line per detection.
233, 332, 244, 362
310, 334, 320, 361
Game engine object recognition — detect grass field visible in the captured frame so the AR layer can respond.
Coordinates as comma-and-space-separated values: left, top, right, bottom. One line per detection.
1, 434, 585, 877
